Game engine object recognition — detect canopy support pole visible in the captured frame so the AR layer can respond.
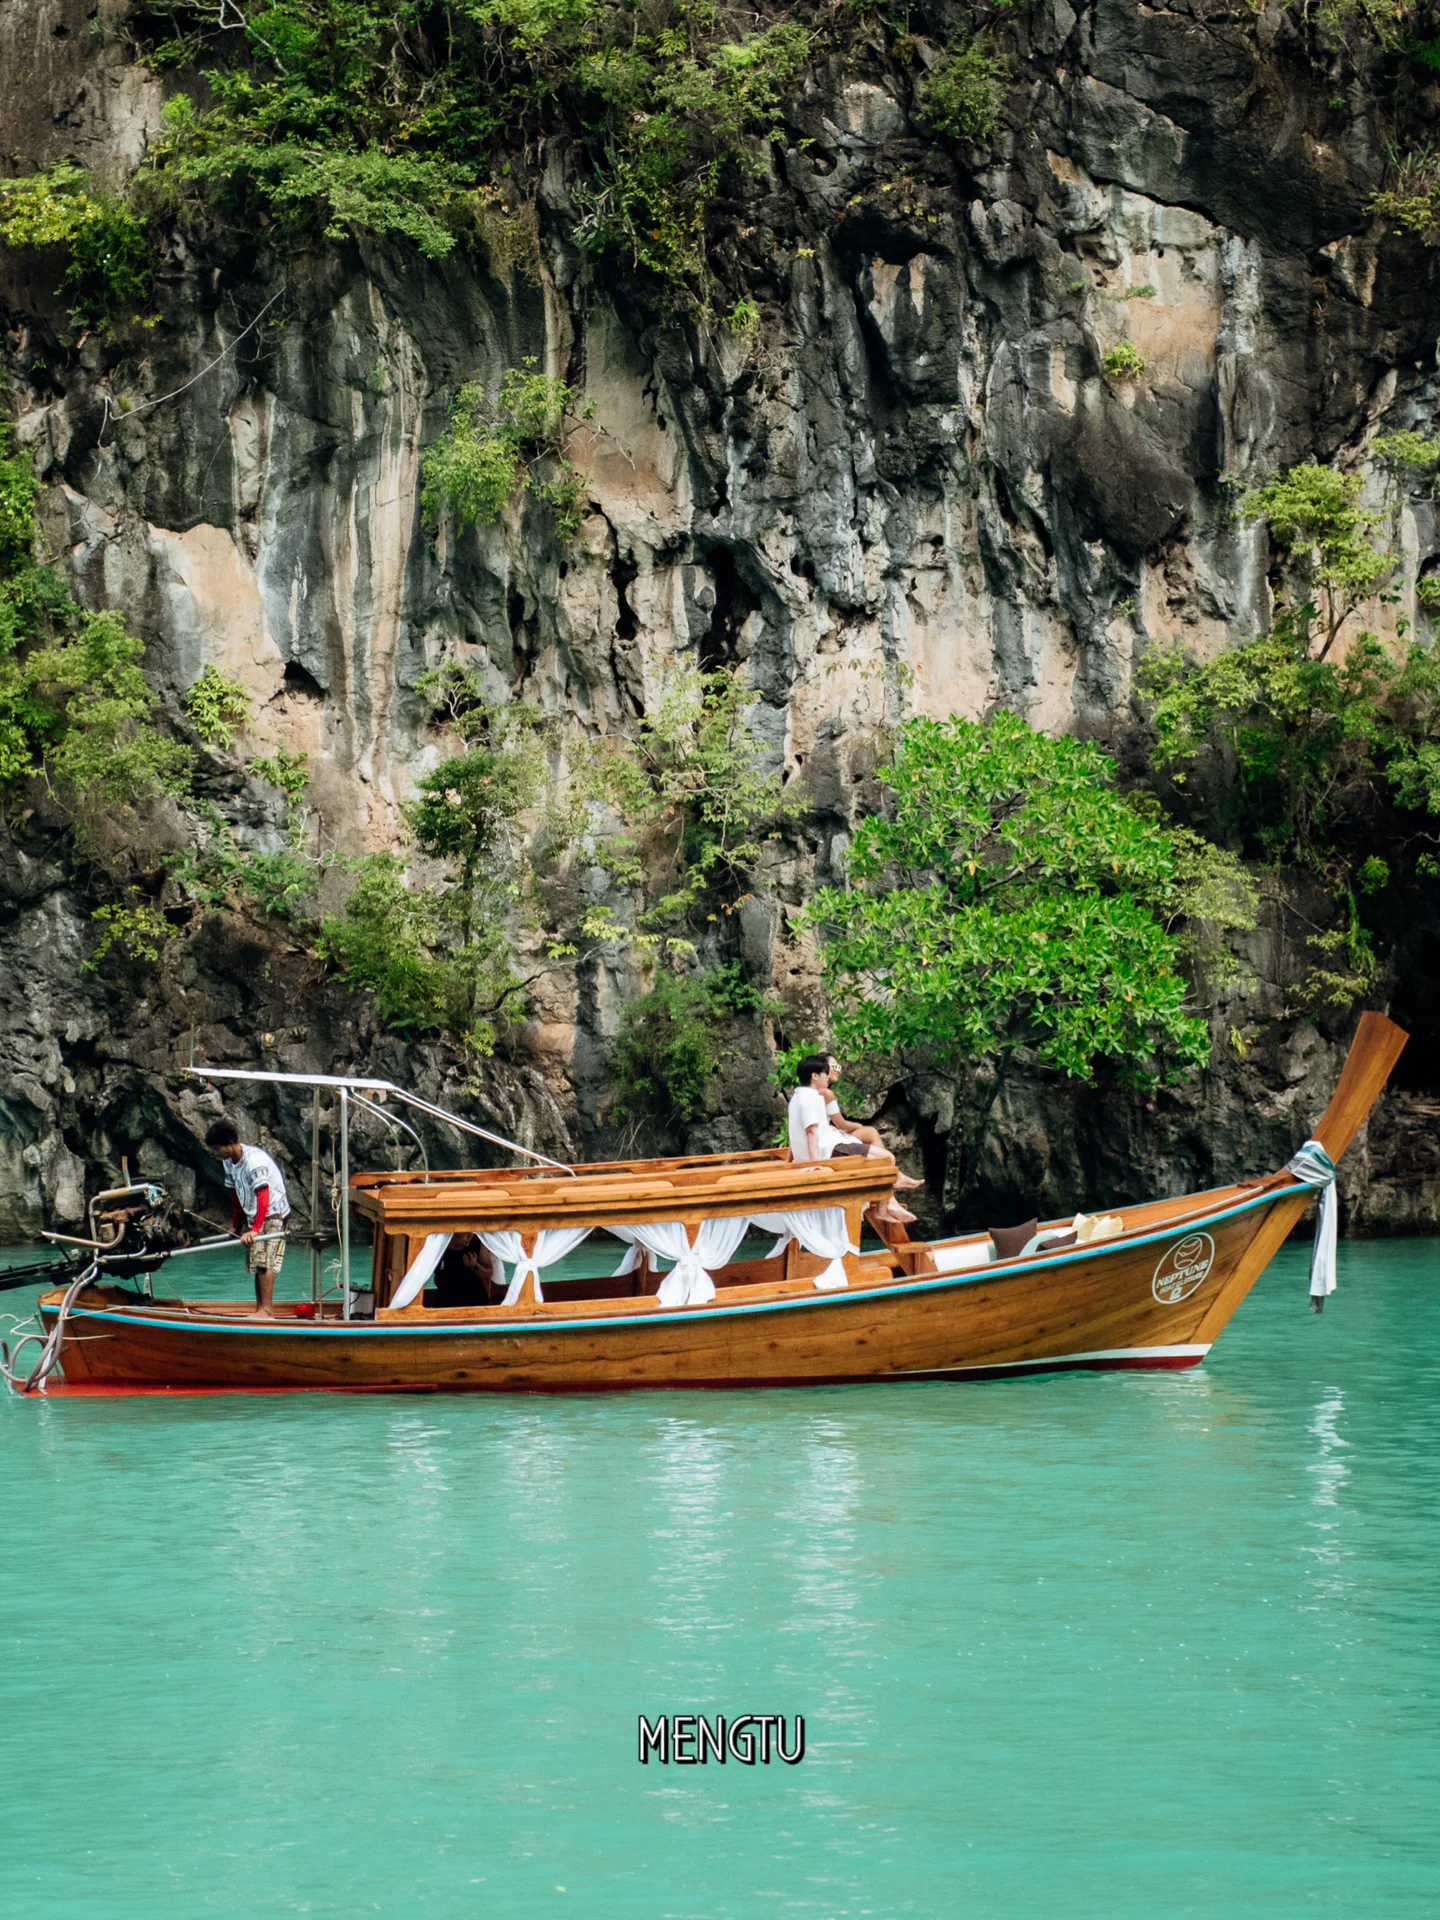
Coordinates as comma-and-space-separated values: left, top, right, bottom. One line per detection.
310, 1084, 322, 1311
340, 1086, 351, 1323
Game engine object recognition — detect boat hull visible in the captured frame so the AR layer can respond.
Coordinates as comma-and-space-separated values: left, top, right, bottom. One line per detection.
43, 1187, 1307, 1393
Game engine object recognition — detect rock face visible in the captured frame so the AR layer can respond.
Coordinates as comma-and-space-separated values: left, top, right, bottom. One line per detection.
1, 0, 1437, 1239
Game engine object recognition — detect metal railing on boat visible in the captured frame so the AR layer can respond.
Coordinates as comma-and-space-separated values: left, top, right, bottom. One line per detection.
189, 1065, 575, 1320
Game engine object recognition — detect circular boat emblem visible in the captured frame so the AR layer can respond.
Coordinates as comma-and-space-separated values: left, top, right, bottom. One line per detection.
1152, 1232, 1216, 1305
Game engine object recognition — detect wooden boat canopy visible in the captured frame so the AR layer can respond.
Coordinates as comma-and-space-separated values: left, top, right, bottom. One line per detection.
351, 1149, 897, 1235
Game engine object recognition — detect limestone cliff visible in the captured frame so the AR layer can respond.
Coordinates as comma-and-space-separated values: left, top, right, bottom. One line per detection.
1, 0, 1436, 1238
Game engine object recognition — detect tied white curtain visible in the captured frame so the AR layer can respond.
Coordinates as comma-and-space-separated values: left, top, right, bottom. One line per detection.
751, 1208, 856, 1292
1287, 1138, 1339, 1310
476, 1227, 593, 1307
388, 1227, 592, 1311
390, 1232, 452, 1310
611, 1217, 751, 1307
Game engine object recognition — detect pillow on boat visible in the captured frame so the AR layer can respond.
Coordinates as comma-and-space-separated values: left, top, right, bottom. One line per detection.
1022, 1229, 1077, 1255
929, 1240, 994, 1274
988, 1218, 1038, 1261
1074, 1212, 1125, 1245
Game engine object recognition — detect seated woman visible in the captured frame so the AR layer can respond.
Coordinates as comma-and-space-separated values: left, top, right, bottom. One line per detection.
787, 1054, 917, 1226
825, 1054, 924, 1195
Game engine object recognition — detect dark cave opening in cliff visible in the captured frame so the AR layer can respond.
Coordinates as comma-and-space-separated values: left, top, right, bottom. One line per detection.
699, 546, 761, 671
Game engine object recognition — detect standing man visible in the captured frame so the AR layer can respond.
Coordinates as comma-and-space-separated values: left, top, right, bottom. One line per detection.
787, 1055, 915, 1226
205, 1119, 292, 1319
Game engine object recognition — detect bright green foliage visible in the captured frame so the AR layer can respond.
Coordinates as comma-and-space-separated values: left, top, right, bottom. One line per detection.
917, 40, 1007, 142
1142, 625, 1440, 860
0, 165, 150, 331
1368, 147, 1440, 244
614, 963, 768, 1129
725, 296, 761, 341
588, 662, 794, 938
172, 802, 318, 921
156, 92, 468, 259
185, 665, 251, 747
1102, 341, 1146, 380
318, 671, 551, 1049
803, 712, 1214, 1091
1374, 430, 1440, 472
422, 367, 590, 539
318, 852, 453, 1033
134, 1, 819, 288
1241, 463, 1394, 658
86, 899, 178, 970
0, 425, 189, 821
252, 747, 311, 806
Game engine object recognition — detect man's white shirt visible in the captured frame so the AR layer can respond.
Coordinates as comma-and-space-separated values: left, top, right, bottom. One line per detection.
223, 1144, 291, 1224
787, 1087, 847, 1161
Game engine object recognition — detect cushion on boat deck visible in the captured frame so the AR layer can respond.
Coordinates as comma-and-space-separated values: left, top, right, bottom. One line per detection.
1074, 1212, 1125, 1245
988, 1219, 1039, 1261
1020, 1229, 1078, 1256
928, 1240, 994, 1274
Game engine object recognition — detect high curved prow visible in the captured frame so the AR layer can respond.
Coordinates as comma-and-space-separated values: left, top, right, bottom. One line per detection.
1310, 1013, 1408, 1164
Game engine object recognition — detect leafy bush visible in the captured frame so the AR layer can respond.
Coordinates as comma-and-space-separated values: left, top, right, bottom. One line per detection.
587, 662, 795, 940
1, 425, 190, 824
172, 802, 318, 921
1140, 625, 1440, 865
1368, 147, 1440, 244
185, 665, 251, 747
0, 164, 149, 331
802, 711, 1220, 1090
1102, 341, 1147, 380
87, 899, 178, 970
319, 852, 453, 1033
1374, 430, 1440, 472
1240, 462, 1393, 659
918, 41, 1007, 142
134, 1, 821, 289
614, 963, 767, 1129
422, 366, 591, 538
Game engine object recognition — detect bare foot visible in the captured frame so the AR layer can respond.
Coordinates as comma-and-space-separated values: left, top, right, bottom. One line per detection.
251, 1309, 277, 1321
894, 1173, 924, 1191
876, 1202, 917, 1225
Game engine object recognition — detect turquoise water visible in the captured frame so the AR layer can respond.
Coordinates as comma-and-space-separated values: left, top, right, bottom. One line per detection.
2, 1235, 1438, 1917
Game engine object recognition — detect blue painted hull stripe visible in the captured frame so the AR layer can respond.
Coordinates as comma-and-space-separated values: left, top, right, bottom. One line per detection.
40, 1183, 1314, 1338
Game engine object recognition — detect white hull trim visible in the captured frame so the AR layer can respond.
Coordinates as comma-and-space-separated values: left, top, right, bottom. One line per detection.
897, 1343, 1212, 1376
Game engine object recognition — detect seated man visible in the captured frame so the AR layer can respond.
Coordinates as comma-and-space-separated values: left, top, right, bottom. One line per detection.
825, 1054, 924, 1194
787, 1054, 915, 1226
429, 1236, 504, 1308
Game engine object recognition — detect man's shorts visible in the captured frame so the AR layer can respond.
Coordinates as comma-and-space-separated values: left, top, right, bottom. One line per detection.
248, 1232, 287, 1275
830, 1142, 868, 1159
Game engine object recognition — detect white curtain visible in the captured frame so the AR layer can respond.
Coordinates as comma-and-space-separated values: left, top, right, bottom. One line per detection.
477, 1227, 594, 1306
611, 1217, 752, 1307
751, 1208, 856, 1292
389, 1232, 452, 1310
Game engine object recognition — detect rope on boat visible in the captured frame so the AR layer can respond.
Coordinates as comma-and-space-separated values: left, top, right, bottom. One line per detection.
0, 1256, 100, 1395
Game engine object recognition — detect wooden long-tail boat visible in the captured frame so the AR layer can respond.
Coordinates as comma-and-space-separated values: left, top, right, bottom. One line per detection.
31, 1014, 1407, 1394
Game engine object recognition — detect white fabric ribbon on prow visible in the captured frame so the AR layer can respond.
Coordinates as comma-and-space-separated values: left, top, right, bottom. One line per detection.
1286, 1139, 1339, 1311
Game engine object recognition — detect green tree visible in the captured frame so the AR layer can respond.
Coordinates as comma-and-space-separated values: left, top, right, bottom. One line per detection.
613, 963, 767, 1134
588, 661, 794, 942
422, 366, 591, 539
0, 164, 150, 332
1241, 463, 1393, 660
802, 712, 1225, 1206
0, 423, 190, 830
